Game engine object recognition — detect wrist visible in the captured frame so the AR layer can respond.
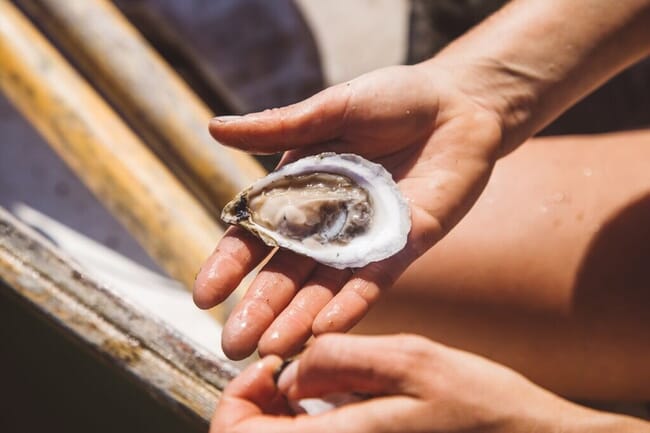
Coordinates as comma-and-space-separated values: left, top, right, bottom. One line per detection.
490, 376, 650, 433
565, 408, 650, 433
420, 55, 538, 155
524, 396, 650, 433
421, 0, 650, 155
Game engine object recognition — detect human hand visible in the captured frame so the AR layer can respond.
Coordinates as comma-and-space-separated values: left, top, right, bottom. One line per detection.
194, 64, 504, 360
212, 334, 645, 433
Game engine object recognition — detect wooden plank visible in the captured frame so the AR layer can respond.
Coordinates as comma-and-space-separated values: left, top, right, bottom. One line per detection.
0, 0, 222, 297
0, 207, 237, 424
16, 0, 266, 217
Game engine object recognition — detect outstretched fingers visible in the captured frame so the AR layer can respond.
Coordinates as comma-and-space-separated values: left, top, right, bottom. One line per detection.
258, 266, 352, 358
193, 227, 271, 309
313, 209, 442, 334
209, 84, 351, 154
277, 334, 430, 399
221, 250, 317, 360
311, 261, 402, 334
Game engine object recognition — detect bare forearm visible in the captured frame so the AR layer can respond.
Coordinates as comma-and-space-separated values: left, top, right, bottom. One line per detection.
563, 407, 650, 433
428, 0, 650, 152
358, 131, 650, 400
595, 415, 650, 432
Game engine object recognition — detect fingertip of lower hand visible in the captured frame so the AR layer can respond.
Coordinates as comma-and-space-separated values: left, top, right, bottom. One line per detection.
222, 355, 283, 401
254, 354, 285, 379
276, 359, 299, 395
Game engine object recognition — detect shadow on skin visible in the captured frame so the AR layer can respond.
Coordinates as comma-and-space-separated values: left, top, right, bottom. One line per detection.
355, 193, 650, 400
572, 192, 650, 318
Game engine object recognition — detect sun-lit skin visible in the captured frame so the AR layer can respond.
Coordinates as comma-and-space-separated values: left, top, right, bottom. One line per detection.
196, 64, 502, 360
194, 0, 649, 362
211, 335, 650, 433
196, 0, 650, 431
358, 129, 650, 400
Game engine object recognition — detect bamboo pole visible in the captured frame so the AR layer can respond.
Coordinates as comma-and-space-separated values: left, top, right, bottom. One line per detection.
15, 0, 266, 217
0, 1, 223, 311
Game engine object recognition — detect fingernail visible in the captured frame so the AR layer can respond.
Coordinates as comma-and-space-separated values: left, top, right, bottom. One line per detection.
273, 358, 293, 384
277, 360, 299, 393
264, 355, 284, 372
212, 115, 243, 123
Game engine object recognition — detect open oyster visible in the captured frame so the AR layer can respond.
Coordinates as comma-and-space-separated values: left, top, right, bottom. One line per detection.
221, 153, 411, 269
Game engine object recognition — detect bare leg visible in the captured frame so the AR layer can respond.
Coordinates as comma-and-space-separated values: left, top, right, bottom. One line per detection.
355, 129, 650, 400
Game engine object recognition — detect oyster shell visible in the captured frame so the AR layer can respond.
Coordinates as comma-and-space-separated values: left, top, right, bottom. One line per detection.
221, 153, 411, 269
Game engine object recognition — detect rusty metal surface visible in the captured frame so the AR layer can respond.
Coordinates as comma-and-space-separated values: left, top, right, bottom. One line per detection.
16, 0, 266, 218
0, 0, 224, 295
0, 207, 238, 423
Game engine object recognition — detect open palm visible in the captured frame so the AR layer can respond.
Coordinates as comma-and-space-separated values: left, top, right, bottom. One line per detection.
194, 64, 502, 360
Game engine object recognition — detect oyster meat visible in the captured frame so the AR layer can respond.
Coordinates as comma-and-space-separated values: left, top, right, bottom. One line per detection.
221, 153, 411, 269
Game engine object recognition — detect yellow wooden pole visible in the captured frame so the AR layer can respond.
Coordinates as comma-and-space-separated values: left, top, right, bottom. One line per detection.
16, 0, 266, 217
0, 1, 224, 316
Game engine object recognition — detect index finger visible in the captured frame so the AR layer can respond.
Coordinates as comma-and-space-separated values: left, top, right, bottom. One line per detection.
208, 84, 349, 154
211, 355, 284, 431
193, 226, 271, 309
211, 355, 409, 433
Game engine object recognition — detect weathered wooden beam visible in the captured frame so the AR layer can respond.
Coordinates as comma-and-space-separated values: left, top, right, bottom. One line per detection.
0, 0, 222, 296
0, 208, 237, 424
15, 0, 266, 217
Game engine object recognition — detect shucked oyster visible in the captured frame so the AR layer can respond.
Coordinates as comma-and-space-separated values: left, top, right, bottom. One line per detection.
221, 153, 411, 269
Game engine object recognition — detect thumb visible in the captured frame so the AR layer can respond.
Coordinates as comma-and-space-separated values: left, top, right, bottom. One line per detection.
277, 334, 429, 400
211, 355, 287, 431
209, 84, 350, 154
